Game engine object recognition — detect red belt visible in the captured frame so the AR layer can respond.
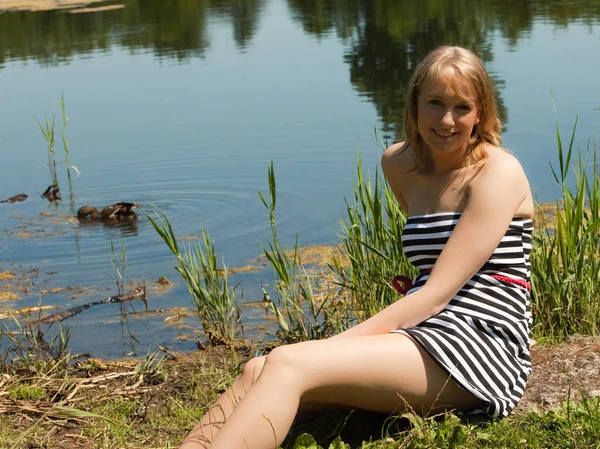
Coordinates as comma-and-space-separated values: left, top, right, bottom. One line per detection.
392, 269, 531, 295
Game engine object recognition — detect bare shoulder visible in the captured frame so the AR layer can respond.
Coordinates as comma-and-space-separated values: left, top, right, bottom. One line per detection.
478, 145, 528, 183
381, 141, 414, 173
471, 145, 533, 217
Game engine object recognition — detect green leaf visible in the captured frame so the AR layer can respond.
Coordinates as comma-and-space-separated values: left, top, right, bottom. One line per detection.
476, 431, 492, 440
293, 433, 322, 449
328, 437, 350, 449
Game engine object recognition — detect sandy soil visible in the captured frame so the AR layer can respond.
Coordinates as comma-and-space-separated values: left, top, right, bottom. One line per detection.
0, 0, 121, 12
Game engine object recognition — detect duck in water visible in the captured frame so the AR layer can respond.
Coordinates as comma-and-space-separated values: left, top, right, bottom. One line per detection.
1, 193, 28, 203
42, 185, 61, 202
77, 202, 139, 223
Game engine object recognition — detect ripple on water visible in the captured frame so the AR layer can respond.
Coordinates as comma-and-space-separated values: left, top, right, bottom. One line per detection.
1, 138, 351, 357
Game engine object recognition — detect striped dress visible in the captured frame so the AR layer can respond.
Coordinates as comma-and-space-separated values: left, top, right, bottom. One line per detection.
393, 212, 533, 417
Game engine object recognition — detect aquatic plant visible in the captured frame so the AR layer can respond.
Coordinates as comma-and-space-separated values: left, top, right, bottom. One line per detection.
37, 114, 58, 189
37, 95, 79, 205
331, 148, 416, 323
146, 208, 242, 346
530, 117, 600, 339
1, 315, 72, 375
110, 238, 129, 296
60, 94, 78, 209
258, 162, 344, 342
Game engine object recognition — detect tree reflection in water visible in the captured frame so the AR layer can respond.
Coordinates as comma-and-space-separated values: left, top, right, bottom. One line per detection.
1, 0, 599, 140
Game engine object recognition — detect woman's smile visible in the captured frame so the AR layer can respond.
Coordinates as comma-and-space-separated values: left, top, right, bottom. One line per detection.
432, 129, 458, 140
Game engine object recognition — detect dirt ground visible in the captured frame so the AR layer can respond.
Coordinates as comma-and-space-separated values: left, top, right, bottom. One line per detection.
516, 334, 600, 413
0, 0, 122, 12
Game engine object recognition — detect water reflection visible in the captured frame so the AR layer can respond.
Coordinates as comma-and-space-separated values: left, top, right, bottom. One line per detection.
77, 219, 139, 236
210, 0, 267, 49
4, 0, 599, 65
2, 0, 598, 140
0, 0, 267, 66
286, 0, 600, 138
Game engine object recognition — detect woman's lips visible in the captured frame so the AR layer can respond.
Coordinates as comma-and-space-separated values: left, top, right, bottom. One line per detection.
432, 129, 457, 140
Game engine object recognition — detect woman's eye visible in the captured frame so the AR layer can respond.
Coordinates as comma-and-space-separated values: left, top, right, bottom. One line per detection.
457, 104, 472, 112
428, 100, 443, 107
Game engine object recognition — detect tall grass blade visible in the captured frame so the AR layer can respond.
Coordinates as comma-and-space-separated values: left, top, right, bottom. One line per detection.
531, 117, 600, 339
145, 207, 242, 346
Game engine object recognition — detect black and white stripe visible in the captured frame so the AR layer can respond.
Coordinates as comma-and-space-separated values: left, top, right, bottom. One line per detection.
393, 212, 533, 417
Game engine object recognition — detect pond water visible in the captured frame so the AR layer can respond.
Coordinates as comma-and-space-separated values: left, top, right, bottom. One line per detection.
1, 0, 599, 358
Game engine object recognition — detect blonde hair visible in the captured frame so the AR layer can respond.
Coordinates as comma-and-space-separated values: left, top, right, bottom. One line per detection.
402, 46, 502, 172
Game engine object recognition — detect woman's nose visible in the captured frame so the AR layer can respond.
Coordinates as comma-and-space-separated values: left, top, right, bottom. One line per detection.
440, 110, 455, 126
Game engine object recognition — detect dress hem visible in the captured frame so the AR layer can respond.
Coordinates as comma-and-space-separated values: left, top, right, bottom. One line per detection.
391, 329, 493, 416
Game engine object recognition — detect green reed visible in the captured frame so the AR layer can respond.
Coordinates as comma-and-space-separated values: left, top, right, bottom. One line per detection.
258, 162, 343, 342
146, 208, 242, 346
530, 117, 600, 339
37, 114, 58, 188
110, 238, 129, 296
1, 316, 72, 374
37, 96, 78, 205
331, 152, 416, 321
60, 94, 77, 209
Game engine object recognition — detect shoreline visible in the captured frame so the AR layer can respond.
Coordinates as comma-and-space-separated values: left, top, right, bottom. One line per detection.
0, 0, 121, 12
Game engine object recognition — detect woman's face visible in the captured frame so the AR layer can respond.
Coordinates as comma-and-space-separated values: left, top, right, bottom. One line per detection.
416, 74, 480, 162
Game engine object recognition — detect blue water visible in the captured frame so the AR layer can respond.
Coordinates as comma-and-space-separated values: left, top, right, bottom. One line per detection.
0, 0, 599, 357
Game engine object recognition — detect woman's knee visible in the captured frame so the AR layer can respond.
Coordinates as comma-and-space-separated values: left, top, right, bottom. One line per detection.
241, 356, 266, 385
261, 345, 307, 385
240, 346, 300, 385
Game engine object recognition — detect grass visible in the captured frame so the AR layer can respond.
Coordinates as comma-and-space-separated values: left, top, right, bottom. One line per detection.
146, 208, 243, 346
258, 161, 346, 342
36, 95, 79, 205
1, 342, 599, 448
110, 238, 130, 296
7, 383, 46, 401
0, 335, 244, 448
37, 113, 58, 188
60, 93, 78, 209
332, 151, 416, 321
530, 117, 600, 339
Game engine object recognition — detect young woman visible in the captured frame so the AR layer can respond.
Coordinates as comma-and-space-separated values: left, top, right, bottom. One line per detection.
180, 46, 534, 449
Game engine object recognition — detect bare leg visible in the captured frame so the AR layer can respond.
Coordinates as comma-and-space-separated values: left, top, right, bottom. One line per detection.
179, 356, 266, 448
208, 334, 481, 449
179, 356, 346, 448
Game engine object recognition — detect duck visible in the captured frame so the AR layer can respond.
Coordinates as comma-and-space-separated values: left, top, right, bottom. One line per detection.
77, 202, 139, 222
1, 193, 28, 203
77, 205, 100, 220
42, 185, 61, 202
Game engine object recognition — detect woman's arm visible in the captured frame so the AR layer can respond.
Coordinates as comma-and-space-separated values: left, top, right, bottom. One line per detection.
332, 152, 531, 339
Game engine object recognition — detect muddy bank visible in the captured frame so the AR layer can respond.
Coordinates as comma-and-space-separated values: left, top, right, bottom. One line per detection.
0, 0, 122, 12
